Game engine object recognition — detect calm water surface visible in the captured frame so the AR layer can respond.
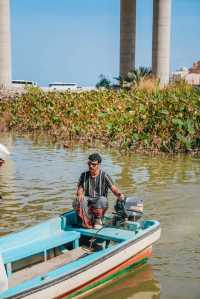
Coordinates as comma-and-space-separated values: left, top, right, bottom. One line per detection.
0, 133, 200, 299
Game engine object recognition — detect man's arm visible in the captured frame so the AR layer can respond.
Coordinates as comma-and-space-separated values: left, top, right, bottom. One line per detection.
76, 185, 84, 201
111, 185, 124, 200
76, 172, 85, 201
105, 173, 124, 199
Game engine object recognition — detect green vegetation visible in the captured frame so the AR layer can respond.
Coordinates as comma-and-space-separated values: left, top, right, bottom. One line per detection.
96, 74, 111, 89
115, 67, 152, 89
0, 82, 199, 153
96, 67, 152, 90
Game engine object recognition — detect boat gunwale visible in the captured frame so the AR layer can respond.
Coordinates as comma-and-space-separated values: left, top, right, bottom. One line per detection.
2, 222, 161, 299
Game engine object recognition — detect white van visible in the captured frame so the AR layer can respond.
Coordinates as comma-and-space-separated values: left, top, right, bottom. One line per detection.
12, 80, 38, 88
48, 82, 78, 91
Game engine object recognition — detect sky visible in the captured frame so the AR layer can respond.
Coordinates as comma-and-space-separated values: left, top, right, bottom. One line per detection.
11, 0, 200, 87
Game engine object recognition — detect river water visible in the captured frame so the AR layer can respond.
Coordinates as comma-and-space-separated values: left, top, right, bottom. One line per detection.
0, 133, 200, 299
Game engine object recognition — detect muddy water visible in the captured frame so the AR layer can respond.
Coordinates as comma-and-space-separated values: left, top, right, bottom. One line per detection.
0, 133, 200, 299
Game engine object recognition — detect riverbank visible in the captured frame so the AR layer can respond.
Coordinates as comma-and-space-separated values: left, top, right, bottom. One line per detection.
0, 82, 199, 153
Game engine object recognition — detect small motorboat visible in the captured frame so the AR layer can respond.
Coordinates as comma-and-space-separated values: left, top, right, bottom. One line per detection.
0, 199, 161, 299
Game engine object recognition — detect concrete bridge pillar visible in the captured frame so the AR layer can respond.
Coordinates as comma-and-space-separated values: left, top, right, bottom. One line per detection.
120, 0, 136, 79
152, 0, 171, 86
0, 0, 11, 87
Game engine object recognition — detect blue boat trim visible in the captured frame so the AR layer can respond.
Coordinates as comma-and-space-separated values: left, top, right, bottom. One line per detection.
1, 223, 160, 299
0, 210, 161, 299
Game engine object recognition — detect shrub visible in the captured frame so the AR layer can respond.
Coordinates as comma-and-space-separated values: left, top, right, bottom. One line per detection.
0, 82, 199, 153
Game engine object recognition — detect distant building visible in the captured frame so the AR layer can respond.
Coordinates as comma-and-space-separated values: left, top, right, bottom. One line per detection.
189, 60, 200, 74
184, 73, 200, 86
172, 61, 200, 86
172, 67, 189, 81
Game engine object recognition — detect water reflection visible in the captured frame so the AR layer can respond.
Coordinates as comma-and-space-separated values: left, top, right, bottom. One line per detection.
85, 264, 160, 299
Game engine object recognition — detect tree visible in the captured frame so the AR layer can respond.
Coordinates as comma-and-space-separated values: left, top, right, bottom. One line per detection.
96, 74, 111, 89
114, 67, 152, 89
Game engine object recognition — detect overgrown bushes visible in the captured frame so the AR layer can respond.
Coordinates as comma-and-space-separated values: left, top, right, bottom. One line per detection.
0, 82, 199, 153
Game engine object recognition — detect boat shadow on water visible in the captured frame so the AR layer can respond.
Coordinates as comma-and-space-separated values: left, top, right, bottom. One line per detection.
84, 264, 160, 299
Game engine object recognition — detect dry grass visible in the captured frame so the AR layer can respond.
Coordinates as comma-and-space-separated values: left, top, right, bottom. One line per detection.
135, 77, 160, 91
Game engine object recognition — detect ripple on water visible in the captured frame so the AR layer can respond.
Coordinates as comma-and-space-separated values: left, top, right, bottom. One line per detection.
0, 133, 200, 299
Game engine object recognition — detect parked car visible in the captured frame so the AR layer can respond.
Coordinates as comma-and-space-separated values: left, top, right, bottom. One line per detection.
11, 80, 38, 88
48, 82, 78, 91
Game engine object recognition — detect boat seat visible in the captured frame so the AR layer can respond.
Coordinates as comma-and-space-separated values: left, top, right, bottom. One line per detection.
8, 247, 87, 288
1, 231, 80, 277
69, 227, 135, 242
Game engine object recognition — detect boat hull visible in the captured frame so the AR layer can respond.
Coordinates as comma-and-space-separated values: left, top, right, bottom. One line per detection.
58, 246, 152, 299
17, 227, 160, 299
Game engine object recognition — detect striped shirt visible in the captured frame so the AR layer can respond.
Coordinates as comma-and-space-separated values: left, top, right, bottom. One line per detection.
77, 170, 114, 198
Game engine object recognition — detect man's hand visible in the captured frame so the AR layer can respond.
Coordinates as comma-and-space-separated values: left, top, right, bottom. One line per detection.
111, 185, 125, 200
78, 194, 84, 202
118, 193, 125, 200
76, 186, 84, 202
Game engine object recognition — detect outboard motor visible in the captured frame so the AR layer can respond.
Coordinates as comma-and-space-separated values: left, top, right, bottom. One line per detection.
113, 197, 143, 226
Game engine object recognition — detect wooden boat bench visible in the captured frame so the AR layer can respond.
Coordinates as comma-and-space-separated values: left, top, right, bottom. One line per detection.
2, 230, 80, 277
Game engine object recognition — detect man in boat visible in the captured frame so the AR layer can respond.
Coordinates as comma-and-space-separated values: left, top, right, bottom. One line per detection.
76, 153, 124, 229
